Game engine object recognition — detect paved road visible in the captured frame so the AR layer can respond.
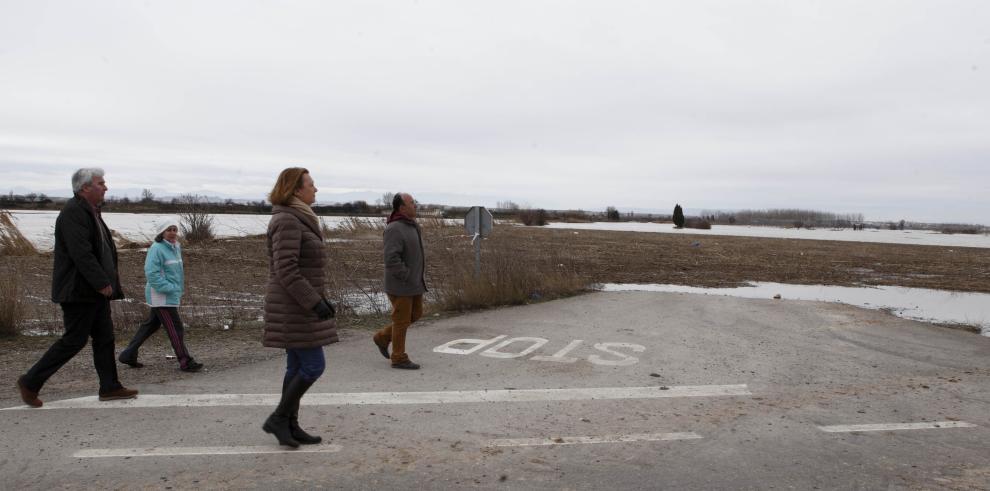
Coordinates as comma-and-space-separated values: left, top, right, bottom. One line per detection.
3, 292, 989, 489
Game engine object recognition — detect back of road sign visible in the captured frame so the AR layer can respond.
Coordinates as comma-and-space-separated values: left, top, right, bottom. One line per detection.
464, 206, 493, 237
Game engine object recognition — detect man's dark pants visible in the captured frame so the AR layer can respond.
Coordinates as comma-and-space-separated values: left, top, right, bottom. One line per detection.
21, 299, 123, 393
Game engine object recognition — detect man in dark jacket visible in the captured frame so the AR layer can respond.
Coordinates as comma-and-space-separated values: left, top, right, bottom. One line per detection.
16, 168, 138, 407
373, 192, 427, 369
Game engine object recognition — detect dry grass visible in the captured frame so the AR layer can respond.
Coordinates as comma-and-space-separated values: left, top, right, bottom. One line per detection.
324, 242, 390, 318
426, 226, 587, 311
0, 210, 38, 256
320, 220, 585, 316
326, 216, 386, 236
0, 271, 25, 337
111, 230, 147, 250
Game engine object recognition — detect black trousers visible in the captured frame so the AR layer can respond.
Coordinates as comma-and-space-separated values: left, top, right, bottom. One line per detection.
119, 307, 193, 369
22, 299, 122, 393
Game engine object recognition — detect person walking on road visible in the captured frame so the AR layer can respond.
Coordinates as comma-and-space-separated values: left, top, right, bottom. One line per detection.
261, 167, 337, 448
118, 222, 203, 372
373, 192, 427, 370
16, 168, 138, 408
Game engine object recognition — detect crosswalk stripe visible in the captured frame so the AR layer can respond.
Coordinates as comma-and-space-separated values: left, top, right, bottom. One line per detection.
490, 431, 702, 447
818, 421, 977, 433
2, 384, 751, 410
73, 444, 342, 458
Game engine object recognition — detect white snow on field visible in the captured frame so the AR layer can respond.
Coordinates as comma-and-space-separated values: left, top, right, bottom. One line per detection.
546, 222, 990, 249
6, 211, 387, 250
9, 211, 988, 250
600, 282, 990, 336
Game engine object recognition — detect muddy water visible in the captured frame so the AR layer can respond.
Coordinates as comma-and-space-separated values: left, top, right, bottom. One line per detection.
599, 282, 990, 336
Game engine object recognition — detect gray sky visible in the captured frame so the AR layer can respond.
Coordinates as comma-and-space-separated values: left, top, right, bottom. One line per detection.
2, 1, 988, 223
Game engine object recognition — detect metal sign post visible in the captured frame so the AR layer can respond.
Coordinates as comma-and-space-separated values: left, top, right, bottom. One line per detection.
464, 206, 494, 277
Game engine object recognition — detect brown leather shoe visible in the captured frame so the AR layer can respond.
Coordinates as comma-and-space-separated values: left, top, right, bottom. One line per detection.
16, 376, 42, 408
391, 360, 420, 370
98, 387, 139, 401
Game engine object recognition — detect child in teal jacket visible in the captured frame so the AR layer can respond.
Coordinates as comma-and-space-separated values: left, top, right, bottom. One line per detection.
119, 223, 203, 372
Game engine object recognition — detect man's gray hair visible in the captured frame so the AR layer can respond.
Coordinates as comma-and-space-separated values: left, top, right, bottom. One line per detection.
71, 168, 105, 193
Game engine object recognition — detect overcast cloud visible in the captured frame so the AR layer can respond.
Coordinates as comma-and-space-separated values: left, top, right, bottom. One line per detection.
2, 0, 988, 223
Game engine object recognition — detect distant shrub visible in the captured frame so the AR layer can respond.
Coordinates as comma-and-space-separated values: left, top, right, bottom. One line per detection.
606, 207, 620, 221
684, 218, 712, 230
177, 195, 215, 243
940, 226, 982, 235
180, 211, 215, 242
519, 209, 547, 226
673, 204, 685, 228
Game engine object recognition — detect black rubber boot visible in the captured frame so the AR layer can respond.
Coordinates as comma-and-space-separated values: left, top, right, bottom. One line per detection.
262, 378, 302, 448
285, 375, 322, 444
263, 413, 299, 448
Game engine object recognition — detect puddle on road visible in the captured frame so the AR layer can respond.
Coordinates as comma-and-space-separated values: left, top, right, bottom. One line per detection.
599, 282, 990, 336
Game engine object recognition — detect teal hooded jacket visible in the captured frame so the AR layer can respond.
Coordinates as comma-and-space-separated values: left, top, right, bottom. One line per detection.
144, 240, 184, 306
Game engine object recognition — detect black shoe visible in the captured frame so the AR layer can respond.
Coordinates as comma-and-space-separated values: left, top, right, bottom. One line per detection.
290, 418, 322, 445
118, 355, 144, 368
263, 414, 299, 448
373, 338, 390, 359
181, 361, 204, 372
391, 360, 420, 370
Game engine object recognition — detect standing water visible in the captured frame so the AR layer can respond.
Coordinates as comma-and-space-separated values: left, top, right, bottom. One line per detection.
599, 282, 990, 337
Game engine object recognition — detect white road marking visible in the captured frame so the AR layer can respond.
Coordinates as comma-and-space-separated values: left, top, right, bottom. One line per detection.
1, 384, 751, 410
818, 421, 977, 433
490, 431, 702, 447
73, 444, 342, 458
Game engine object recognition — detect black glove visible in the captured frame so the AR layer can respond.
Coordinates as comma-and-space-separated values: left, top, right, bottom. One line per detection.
313, 298, 335, 320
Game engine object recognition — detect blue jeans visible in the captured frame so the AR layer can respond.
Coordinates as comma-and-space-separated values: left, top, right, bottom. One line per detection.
284, 347, 325, 384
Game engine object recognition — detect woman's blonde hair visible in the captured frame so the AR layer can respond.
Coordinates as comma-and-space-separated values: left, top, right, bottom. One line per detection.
268, 167, 310, 206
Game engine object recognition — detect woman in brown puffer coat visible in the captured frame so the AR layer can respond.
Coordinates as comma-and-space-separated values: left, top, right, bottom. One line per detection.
261, 167, 337, 448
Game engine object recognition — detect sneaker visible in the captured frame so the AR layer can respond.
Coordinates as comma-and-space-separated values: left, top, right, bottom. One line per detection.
391, 360, 420, 370
180, 361, 204, 373
118, 355, 144, 368
98, 387, 139, 401
16, 376, 42, 408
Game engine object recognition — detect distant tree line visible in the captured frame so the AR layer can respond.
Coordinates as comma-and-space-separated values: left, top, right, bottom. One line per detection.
1, 190, 396, 216
700, 209, 866, 228
1, 192, 55, 208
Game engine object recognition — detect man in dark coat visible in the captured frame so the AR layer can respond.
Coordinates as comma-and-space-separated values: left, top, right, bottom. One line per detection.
373, 192, 427, 369
16, 168, 138, 407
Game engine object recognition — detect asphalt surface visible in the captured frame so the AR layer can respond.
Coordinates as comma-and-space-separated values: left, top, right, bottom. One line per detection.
2, 291, 989, 490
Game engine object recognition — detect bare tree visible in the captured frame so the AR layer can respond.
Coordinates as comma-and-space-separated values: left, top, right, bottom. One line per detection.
177, 194, 215, 242
379, 191, 396, 208
140, 188, 156, 203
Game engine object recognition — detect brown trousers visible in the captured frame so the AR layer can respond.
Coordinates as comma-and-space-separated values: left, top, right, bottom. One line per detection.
374, 294, 423, 364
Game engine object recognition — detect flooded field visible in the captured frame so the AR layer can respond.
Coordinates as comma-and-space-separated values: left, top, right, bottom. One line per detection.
7, 211, 389, 250
9, 211, 990, 250
600, 282, 990, 336
547, 222, 990, 249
